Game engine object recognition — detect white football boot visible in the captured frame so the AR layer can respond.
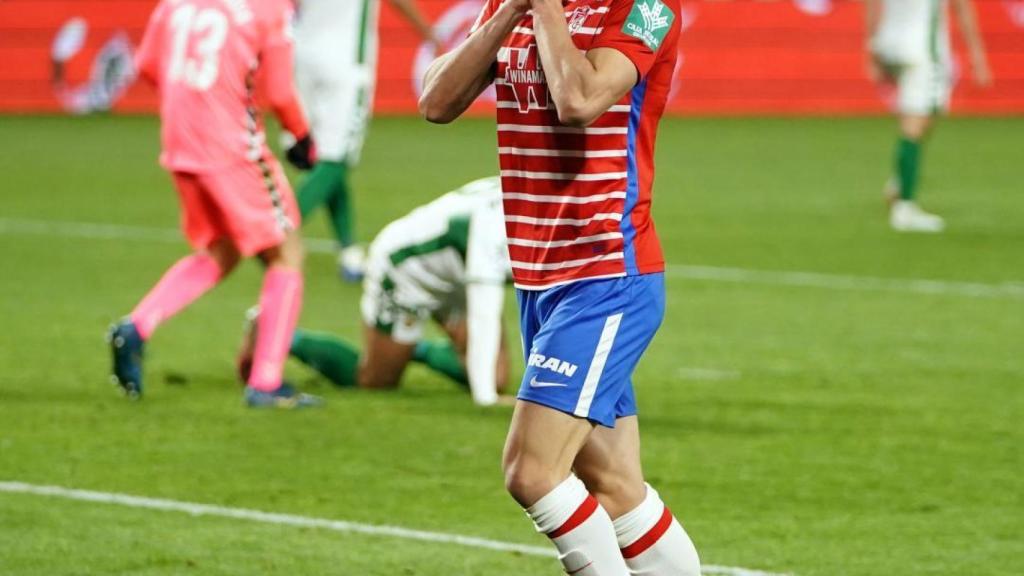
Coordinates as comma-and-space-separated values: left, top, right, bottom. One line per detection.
890, 200, 945, 233
338, 244, 367, 283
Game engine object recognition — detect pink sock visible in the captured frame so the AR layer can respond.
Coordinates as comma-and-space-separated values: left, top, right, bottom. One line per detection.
248, 267, 303, 392
130, 253, 224, 340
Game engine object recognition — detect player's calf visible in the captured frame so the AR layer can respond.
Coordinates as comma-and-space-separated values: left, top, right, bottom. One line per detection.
525, 475, 631, 576
613, 484, 701, 576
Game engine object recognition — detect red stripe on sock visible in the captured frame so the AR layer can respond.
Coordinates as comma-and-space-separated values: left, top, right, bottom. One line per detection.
620, 506, 673, 559
548, 495, 599, 539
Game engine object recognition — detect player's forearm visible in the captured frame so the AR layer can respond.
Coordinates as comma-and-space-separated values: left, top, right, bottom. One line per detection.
388, 0, 436, 43
465, 283, 504, 406
954, 0, 988, 65
263, 44, 310, 137
531, 0, 611, 126
863, 0, 881, 42
419, 2, 524, 123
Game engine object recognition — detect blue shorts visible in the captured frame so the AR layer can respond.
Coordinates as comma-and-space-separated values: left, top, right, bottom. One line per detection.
515, 274, 665, 428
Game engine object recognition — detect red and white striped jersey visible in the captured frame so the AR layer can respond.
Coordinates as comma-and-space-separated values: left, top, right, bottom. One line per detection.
475, 0, 680, 290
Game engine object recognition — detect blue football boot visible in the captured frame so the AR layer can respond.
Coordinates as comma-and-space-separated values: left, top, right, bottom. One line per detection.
107, 319, 144, 399
244, 383, 322, 409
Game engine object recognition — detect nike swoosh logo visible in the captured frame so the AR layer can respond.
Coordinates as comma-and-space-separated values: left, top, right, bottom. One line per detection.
529, 376, 568, 388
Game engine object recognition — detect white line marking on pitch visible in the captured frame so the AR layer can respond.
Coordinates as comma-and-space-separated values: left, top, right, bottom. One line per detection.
5, 216, 1021, 300
0, 481, 789, 576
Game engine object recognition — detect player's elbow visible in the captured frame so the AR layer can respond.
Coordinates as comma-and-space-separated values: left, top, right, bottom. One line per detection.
418, 92, 459, 124
266, 91, 294, 114
556, 98, 600, 128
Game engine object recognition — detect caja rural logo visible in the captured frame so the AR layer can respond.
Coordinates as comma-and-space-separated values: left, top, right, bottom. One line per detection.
623, 0, 675, 51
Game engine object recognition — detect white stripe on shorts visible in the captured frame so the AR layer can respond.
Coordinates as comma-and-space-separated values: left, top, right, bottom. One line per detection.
574, 313, 623, 419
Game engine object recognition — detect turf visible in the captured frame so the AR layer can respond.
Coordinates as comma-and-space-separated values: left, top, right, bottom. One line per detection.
0, 114, 1022, 576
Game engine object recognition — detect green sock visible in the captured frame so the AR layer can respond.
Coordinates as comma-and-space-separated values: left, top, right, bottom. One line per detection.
412, 340, 468, 385
894, 137, 922, 201
326, 163, 354, 247
297, 160, 346, 227
289, 329, 359, 388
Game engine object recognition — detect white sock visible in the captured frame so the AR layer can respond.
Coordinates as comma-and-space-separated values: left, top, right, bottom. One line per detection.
527, 475, 629, 576
613, 484, 700, 576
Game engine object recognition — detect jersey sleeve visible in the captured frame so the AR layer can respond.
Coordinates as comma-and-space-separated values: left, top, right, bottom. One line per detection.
465, 201, 510, 285
263, 0, 295, 49
588, 0, 678, 79
469, 0, 501, 35
261, 2, 309, 138
135, 1, 169, 85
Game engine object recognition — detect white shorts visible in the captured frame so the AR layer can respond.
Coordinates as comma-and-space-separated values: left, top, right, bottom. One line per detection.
360, 243, 465, 345
294, 55, 375, 164
888, 58, 952, 116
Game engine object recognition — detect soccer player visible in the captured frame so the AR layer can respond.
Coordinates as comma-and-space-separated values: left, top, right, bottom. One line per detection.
291, 0, 437, 281
238, 177, 512, 406
107, 0, 319, 408
866, 0, 992, 232
420, 0, 700, 574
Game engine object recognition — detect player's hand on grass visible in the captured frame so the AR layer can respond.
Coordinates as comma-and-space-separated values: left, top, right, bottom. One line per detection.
286, 133, 316, 171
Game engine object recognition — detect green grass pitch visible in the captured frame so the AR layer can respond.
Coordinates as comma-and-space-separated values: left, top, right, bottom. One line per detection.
0, 114, 1021, 576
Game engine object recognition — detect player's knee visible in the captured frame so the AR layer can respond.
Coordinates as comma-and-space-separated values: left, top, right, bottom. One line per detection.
502, 456, 561, 507
576, 468, 646, 518
259, 232, 304, 270
279, 231, 305, 269
356, 363, 401, 390
205, 240, 241, 274
900, 115, 932, 140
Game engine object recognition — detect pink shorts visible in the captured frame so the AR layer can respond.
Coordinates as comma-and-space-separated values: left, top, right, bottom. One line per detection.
172, 158, 300, 257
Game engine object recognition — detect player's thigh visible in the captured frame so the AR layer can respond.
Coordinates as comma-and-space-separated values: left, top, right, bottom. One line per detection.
897, 61, 948, 124
574, 415, 646, 519
503, 399, 596, 507
311, 72, 366, 163
172, 171, 228, 251
438, 311, 468, 357
358, 268, 423, 389
358, 323, 415, 389
199, 157, 300, 258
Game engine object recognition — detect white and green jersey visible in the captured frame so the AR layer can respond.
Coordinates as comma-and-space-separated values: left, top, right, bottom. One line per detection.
292, 0, 379, 162
872, 0, 951, 66
361, 177, 510, 342
294, 0, 379, 70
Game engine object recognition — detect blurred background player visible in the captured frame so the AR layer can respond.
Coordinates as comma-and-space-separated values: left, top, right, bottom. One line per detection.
108, 0, 319, 408
866, 0, 991, 233
291, 0, 438, 281
239, 177, 512, 406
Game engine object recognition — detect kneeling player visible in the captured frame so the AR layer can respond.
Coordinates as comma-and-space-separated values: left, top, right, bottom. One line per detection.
866, 0, 991, 232
107, 0, 318, 408
239, 177, 512, 406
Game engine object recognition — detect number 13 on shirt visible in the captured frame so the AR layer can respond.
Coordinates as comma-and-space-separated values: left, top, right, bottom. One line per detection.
168, 4, 229, 91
